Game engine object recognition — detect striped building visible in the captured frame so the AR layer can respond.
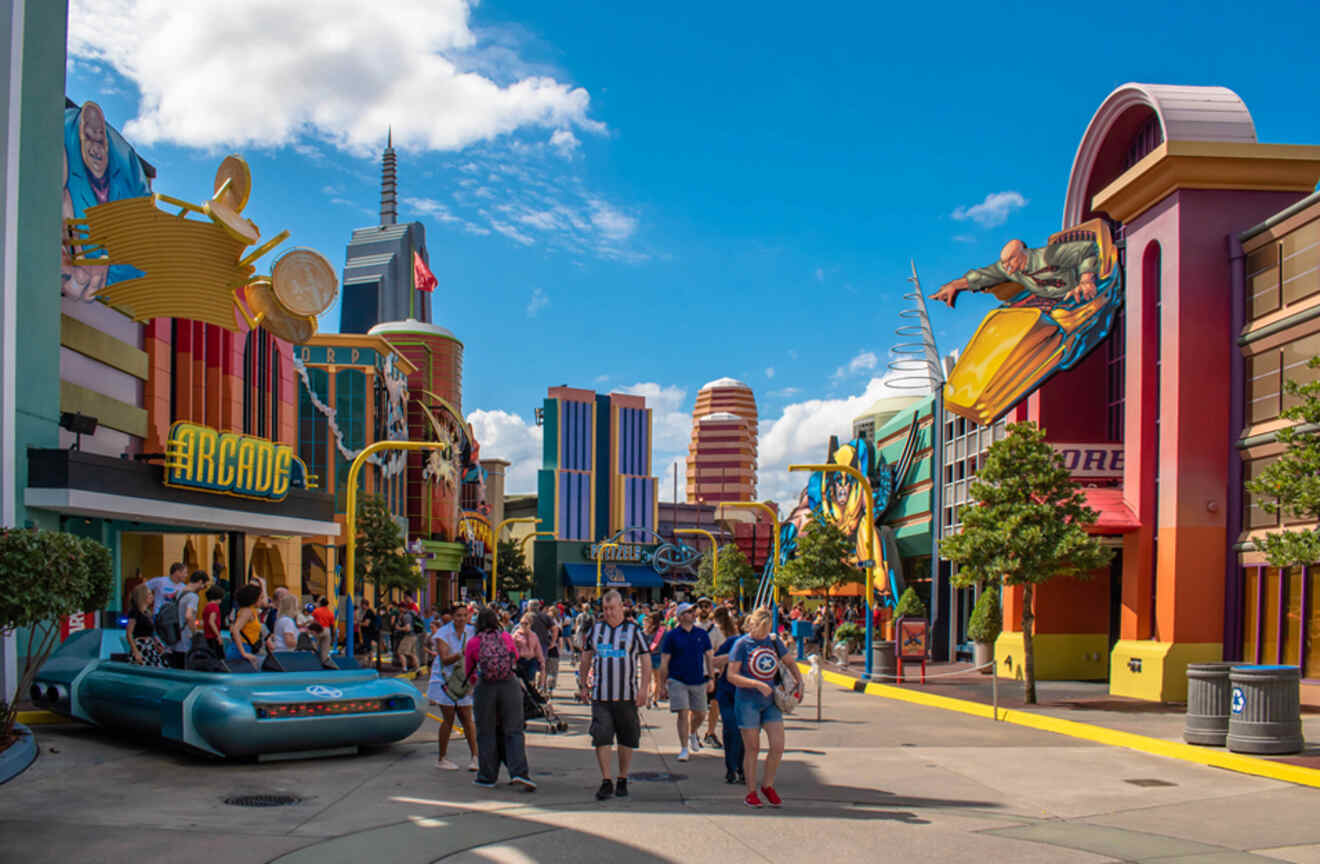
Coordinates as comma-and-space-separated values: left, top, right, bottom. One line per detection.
686, 377, 758, 504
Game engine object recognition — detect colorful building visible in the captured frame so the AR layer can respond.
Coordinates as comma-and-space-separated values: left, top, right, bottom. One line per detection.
686, 377, 758, 504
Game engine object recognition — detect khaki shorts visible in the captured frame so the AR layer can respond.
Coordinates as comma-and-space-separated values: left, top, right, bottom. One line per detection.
667, 679, 709, 712
396, 634, 418, 657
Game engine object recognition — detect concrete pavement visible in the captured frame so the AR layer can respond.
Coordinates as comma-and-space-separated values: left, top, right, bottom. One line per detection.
1, 669, 1319, 863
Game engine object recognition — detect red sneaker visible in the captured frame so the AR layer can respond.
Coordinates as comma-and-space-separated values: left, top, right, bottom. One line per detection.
760, 786, 782, 807
743, 791, 764, 808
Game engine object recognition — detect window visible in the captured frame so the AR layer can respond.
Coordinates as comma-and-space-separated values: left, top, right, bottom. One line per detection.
1246, 331, 1320, 424
334, 369, 366, 510
298, 367, 329, 492
1246, 243, 1280, 321
1242, 567, 1260, 664
1106, 314, 1125, 442
1243, 455, 1280, 530
1281, 220, 1320, 306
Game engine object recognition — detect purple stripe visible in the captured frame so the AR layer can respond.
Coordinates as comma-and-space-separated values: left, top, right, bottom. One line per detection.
1254, 564, 1264, 663
1302, 565, 1312, 676
1277, 568, 1287, 666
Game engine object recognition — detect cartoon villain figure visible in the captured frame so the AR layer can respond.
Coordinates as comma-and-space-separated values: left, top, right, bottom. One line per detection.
932, 237, 1101, 308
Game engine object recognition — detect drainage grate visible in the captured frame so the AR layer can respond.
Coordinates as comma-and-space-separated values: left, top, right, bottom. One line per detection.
629, 771, 686, 782
224, 794, 303, 807
1123, 778, 1176, 788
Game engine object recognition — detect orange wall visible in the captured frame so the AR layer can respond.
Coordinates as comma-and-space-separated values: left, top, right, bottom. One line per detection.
1001, 567, 1110, 635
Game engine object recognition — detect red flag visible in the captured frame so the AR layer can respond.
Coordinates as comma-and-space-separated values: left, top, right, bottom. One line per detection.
413, 250, 438, 293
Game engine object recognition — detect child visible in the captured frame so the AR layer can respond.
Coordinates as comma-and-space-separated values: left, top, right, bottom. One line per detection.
202, 585, 224, 659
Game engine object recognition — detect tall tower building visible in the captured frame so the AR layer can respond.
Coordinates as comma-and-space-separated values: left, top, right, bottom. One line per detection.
686, 377, 758, 504
339, 131, 433, 333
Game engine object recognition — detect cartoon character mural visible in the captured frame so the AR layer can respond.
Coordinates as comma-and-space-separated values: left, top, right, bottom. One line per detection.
62, 100, 152, 300
930, 218, 1122, 425
774, 416, 922, 606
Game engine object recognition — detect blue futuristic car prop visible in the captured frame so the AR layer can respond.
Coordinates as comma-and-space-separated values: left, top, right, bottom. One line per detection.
30, 628, 424, 760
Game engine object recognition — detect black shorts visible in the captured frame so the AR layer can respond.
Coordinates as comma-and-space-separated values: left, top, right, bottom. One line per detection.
590, 699, 641, 749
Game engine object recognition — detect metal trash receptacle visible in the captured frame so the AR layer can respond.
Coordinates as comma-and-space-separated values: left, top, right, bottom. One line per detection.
1184, 662, 1234, 746
871, 641, 896, 680
1227, 665, 1304, 755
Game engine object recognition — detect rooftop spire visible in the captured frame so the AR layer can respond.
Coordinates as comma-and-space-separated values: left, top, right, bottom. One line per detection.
380, 127, 397, 226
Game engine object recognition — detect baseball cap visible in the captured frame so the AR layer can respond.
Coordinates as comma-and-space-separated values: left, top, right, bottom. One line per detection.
677, 602, 696, 615
697, 596, 712, 605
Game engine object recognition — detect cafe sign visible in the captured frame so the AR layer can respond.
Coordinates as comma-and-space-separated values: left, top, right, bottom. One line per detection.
164, 421, 302, 501
585, 542, 652, 563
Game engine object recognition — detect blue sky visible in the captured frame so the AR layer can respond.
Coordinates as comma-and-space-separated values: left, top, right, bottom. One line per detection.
66, 0, 1320, 503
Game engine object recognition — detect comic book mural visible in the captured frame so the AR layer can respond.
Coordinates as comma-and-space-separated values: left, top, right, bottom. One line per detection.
931, 219, 1122, 425
774, 417, 922, 607
62, 100, 152, 300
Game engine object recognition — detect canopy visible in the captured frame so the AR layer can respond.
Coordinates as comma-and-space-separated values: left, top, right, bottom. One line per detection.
789, 582, 870, 598
563, 562, 663, 588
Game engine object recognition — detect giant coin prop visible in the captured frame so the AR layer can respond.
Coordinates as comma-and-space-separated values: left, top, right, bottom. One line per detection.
64, 153, 336, 344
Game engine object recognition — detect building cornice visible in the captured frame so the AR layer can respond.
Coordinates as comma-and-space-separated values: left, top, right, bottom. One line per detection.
304, 332, 418, 375
1091, 141, 1320, 224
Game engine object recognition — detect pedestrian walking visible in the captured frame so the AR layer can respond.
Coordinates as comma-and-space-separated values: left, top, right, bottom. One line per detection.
464, 606, 536, 790
698, 600, 728, 748
726, 607, 804, 808
713, 615, 746, 784
430, 604, 479, 772
578, 589, 651, 800
657, 602, 713, 762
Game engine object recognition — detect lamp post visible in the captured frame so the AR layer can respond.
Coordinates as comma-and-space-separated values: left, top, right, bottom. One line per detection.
519, 530, 554, 599
491, 517, 540, 604
344, 439, 440, 659
715, 502, 779, 621
675, 528, 718, 598
595, 542, 620, 598
789, 462, 879, 681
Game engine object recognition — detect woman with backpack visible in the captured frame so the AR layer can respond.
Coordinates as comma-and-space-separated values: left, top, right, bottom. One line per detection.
464, 606, 535, 791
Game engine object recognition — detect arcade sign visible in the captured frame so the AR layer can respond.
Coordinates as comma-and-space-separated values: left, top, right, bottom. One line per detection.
164, 421, 301, 501
1050, 442, 1124, 479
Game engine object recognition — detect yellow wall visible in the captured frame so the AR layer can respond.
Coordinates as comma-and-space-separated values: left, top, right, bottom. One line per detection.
993, 631, 1111, 681
1109, 640, 1221, 702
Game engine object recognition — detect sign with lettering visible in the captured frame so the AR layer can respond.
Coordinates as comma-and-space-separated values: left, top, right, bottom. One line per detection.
896, 617, 929, 661
1050, 443, 1124, 479
458, 512, 492, 557
164, 421, 303, 501
585, 542, 652, 563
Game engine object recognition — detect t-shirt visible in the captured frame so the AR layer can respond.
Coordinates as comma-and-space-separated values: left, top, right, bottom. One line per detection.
312, 606, 334, 631
587, 618, 650, 702
463, 630, 519, 680
529, 611, 555, 654
146, 576, 181, 615
361, 609, 379, 636
272, 615, 299, 650
659, 625, 712, 686
714, 635, 740, 705
729, 635, 788, 696
174, 591, 200, 652
430, 622, 472, 686
202, 601, 222, 640
395, 610, 413, 633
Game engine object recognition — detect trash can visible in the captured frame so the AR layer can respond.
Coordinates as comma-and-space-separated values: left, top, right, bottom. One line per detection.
1227, 665, 1304, 755
1184, 662, 1234, 746
791, 620, 813, 660
871, 641, 896, 681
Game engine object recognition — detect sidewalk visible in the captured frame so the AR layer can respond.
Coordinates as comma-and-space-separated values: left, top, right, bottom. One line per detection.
807, 657, 1320, 776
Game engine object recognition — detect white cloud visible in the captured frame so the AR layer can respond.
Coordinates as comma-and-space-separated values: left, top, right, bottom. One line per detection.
831, 350, 879, 381
588, 199, 637, 241
466, 409, 543, 494
68, 0, 605, 156
765, 367, 775, 379
757, 374, 909, 513
951, 191, 1028, 228
526, 286, 549, 317
814, 267, 824, 283
612, 382, 690, 453
953, 233, 977, 244
549, 129, 580, 158
593, 374, 610, 384
658, 456, 686, 503
767, 386, 800, 398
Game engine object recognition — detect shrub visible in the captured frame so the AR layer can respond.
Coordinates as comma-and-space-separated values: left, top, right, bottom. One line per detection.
833, 622, 863, 646
967, 584, 1002, 644
893, 586, 927, 620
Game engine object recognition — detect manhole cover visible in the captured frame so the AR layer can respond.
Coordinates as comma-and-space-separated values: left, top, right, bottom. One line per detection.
224, 794, 303, 807
1123, 778, 1176, 788
629, 771, 686, 782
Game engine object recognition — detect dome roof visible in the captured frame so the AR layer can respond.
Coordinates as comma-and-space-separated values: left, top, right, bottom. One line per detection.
698, 411, 745, 423
368, 318, 460, 342
700, 377, 750, 391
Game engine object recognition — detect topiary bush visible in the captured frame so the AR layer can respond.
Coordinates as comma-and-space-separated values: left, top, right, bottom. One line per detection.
967, 584, 1002, 644
893, 586, 927, 620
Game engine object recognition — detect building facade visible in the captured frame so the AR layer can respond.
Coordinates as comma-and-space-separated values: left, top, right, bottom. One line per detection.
686, 377, 757, 504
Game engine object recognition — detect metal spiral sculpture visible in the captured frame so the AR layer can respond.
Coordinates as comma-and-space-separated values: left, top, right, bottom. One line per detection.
887, 260, 945, 392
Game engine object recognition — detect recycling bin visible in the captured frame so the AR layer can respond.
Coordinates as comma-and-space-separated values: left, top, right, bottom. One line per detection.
871, 641, 896, 680
1227, 665, 1304, 755
1183, 662, 1234, 746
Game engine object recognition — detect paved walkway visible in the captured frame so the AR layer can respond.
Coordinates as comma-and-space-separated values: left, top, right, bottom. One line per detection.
2, 668, 1320, 863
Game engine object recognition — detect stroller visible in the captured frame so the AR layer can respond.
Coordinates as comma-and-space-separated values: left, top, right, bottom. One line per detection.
516, 665, 568, 734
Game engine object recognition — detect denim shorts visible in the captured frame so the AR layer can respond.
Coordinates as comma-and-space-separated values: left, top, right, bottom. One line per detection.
733, 690, 783, 729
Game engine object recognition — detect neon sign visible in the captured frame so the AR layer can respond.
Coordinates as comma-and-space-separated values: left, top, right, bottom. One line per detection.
164, 421, 303, 501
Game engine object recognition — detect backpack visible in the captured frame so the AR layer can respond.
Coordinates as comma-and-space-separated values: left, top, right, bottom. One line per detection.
573, 613, 594, 649
476, 630, 515, 681
411, 611, 424, 634
155, 597, 183, 646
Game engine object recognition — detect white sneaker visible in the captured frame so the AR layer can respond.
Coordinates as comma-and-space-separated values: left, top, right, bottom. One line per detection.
677, 747, 690, 762
436, 758, 459, 770
468, 756, 479, 772
689, 733, 702, 752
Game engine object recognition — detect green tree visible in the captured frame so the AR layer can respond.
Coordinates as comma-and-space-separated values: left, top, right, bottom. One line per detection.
496, 539, 533, 596
0, 530, 113, 744
355, 494, 421, 597
939, 421, 1112, 704
695, 543, 757, 604
779, 518, 860, 648
893, 586, 927, 619
1246, 356, 1320, 568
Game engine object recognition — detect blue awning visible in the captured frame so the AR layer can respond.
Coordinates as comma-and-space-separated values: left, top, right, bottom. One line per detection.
563, 562, 663, 588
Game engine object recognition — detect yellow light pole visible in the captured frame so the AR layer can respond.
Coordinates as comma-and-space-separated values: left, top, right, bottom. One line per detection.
344, 439, 442, 657
716, 502, 779, 612
595, 542, 620, 598
520, 530, 555, 559
490, 517, 540, 604
675, 528, 718, 597
789, 462, 880, 679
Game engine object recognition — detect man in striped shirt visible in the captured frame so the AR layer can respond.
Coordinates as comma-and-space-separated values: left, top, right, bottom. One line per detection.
578, 589, 651, 801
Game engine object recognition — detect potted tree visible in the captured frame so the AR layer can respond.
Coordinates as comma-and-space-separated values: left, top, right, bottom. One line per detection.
893, 586, 927, 622
967, 584, 1001, 674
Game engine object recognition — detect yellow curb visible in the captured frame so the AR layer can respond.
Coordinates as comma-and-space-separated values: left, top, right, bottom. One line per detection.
801, 663, 1320, 790
14, 710, 67, 725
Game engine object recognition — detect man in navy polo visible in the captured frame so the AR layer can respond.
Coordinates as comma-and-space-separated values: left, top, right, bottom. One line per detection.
658, 602, 714, 762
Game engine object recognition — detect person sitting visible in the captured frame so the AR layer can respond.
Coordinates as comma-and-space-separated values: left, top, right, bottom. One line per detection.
125, 582, 167, 667
272, 592, 302, 652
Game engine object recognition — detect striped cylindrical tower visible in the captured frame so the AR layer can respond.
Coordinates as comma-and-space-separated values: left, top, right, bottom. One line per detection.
686, 377, 757, 504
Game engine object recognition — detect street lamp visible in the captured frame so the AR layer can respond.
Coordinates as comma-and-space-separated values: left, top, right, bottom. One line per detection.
675, 527, 718, 599
789, 462, 879, 681
595, 542, 620, 598
715, 502, 779, 619
520, 530, 555, 559
491, 517, 540, 604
